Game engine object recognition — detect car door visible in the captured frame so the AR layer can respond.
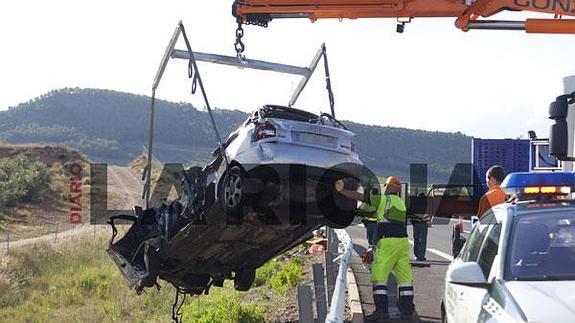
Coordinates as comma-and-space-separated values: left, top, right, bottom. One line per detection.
464, 213, 502, 321
446, 218, 489, 322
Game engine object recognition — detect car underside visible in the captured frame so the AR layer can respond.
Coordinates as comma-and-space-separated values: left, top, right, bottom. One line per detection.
107, 158, 360, 295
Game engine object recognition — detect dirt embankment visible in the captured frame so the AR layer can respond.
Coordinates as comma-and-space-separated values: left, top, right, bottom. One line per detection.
0, 143, 88, 165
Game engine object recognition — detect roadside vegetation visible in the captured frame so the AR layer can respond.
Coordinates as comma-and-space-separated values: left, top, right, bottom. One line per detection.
0, 156, 52, 229
0, 143, 89, 237
181, 251, 306, 321
0, 230, 175, 322
181, 287, 266, 323
254, 254, 305, 294
0, 230, 309, 322
0, 156, 51, 207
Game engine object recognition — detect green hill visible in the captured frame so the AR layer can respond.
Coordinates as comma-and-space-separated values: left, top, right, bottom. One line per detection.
0, 88, 471, 182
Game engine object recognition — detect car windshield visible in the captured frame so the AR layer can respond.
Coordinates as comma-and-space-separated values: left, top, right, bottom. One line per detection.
506, 210, 575, 281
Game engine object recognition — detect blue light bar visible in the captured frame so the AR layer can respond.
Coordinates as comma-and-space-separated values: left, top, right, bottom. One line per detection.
501, 172, 575, 189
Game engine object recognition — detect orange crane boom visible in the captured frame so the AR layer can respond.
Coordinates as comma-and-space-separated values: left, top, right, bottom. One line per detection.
232, 0, 575, 34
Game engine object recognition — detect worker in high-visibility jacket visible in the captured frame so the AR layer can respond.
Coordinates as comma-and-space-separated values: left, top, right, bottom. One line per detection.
337, 176, 415, 321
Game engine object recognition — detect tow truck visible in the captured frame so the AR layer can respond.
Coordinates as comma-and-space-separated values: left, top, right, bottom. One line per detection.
442, 171, 575, 322
231, 0, 575, 51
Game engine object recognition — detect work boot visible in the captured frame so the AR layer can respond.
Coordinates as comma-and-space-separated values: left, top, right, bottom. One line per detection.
400, 312, 413, 320
398, 283, 415, 320
365, 311, 390, 322
365, 294, 389, 321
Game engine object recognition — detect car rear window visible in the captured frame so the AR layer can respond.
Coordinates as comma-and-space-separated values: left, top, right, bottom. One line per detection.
259, 105, 318, 122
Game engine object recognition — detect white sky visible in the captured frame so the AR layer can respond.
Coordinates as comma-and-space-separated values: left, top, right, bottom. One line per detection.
1, 0, 574, 138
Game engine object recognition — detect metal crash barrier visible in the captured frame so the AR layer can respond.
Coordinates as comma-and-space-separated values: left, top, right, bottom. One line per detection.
325, 228, 353, 323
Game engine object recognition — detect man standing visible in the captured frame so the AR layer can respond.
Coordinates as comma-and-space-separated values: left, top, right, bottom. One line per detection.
477, 165, 507, 219
411, 211, 431, 261
337, 176, 415, 321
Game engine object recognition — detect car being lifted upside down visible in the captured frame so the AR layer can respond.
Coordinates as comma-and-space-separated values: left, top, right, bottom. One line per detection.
107, 104, 363, 295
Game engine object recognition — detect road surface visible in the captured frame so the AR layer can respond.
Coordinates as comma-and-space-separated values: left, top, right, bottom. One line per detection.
346, 218, 472, 322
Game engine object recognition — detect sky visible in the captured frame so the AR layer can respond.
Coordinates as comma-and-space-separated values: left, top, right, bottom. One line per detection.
1, 1, 575, 139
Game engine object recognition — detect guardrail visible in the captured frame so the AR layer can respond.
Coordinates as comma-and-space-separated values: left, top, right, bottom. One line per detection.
325, 228, 353, 323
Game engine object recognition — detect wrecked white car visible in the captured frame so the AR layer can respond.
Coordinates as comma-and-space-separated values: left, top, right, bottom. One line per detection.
107, 104, 363, 295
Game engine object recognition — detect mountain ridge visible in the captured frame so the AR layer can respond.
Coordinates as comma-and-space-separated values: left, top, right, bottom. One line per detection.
0, 88, 472, 182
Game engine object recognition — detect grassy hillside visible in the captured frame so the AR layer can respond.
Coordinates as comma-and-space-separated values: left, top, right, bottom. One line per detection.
0, 229, 311, 322
0, 88, 472, 182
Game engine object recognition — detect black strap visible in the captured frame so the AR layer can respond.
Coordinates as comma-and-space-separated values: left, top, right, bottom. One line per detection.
171, 288, 187, 323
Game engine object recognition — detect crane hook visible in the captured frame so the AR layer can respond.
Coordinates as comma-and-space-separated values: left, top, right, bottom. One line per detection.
234, 22, 246, 58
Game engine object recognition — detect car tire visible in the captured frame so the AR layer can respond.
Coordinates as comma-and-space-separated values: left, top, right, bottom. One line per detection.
234, 268, 255, 291
222, 166, 245, 224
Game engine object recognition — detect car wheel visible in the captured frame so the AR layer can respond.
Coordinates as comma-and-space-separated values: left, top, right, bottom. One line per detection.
222, 166, 245, 224
234, 268, 255, 291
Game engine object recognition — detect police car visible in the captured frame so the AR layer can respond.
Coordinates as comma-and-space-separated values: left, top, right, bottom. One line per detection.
442, 172, 575, 323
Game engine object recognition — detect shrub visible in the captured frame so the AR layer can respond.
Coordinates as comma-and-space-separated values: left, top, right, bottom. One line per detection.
268, 260, 304, 294
255, 255, 304, 294
0, 156, 51, 209
254, 259, 280, 287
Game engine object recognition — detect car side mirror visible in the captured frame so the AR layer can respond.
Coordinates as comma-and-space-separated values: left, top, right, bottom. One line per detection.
549, 95, 572, 161
447, 262, 490, 289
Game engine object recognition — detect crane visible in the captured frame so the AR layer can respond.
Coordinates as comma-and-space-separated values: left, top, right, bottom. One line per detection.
232, 0, 575, 35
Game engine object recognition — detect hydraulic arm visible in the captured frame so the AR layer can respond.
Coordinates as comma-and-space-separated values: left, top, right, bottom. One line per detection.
232, 0, 575, 34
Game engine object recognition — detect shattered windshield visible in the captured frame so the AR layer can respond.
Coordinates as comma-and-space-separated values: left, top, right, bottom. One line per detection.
506, 210, 575, 281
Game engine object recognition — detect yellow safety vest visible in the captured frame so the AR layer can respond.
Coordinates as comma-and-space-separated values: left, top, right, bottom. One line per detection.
374, 194, 407, 225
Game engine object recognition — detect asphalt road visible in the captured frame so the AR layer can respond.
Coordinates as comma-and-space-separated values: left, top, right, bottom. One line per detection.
346, 218, 472, 322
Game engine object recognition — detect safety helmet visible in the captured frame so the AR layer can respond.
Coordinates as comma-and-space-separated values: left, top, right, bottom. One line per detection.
385, 176, 401, 189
